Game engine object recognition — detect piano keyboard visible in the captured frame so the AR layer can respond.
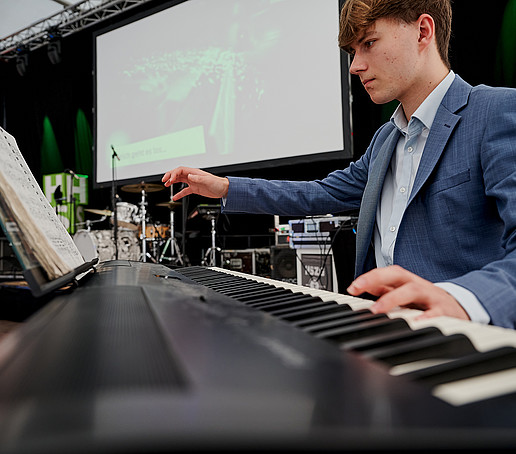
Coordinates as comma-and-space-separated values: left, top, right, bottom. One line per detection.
176, 266, 516, 407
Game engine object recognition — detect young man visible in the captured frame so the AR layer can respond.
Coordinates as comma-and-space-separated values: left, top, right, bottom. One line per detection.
162, 0, 516, 329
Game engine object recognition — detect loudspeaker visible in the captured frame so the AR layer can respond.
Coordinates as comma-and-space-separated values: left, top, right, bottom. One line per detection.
0, 237, 22, 276
270, 246, 296, 283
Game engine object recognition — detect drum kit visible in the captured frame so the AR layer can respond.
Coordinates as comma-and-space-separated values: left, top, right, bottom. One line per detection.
73, 182, 184, 266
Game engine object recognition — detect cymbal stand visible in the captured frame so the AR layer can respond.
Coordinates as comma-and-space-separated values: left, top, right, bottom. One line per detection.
202, 213, 221, 267
75, 215, 106, 232
138, 188, 151, 262
159, 207, 184, 266
111, 147, 120, 259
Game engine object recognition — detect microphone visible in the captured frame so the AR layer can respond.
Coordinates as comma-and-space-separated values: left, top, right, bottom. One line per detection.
64, 168, 79, 179
54, 185, 63, 203
111, 144, 121, 161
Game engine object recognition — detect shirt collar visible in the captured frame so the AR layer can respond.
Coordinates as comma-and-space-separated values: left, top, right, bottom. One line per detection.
391, 70, 455, 133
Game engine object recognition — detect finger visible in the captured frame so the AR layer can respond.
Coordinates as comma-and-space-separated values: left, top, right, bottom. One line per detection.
347, 265, 414, 297
370, 281, 431, 314
172, 186, 192, 201
415, 308, 447, 320
162, 170, 179, 186
164, 169, 192, 187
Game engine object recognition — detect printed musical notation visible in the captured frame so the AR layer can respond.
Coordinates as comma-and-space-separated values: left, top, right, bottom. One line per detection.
0, 127, 84, 279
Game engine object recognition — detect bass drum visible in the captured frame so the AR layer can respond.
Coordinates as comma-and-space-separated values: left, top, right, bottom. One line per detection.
116, 229, 141, 261
73, 230, 98, 262
91, 230, 117, 262
74, 230, 140, 262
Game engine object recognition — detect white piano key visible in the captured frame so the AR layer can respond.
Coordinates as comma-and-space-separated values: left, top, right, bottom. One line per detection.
433, 368, 516, 406
209, 267, 516, 406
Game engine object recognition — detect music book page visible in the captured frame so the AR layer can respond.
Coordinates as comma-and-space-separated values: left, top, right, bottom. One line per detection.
0, 127, 85, 280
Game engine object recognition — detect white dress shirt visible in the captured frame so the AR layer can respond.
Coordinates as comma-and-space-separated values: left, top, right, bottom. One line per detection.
373, 70, 490, 323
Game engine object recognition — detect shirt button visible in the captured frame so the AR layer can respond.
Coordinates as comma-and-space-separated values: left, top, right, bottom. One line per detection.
400, 187, 406, 193
389, 226, 396, 232
407, 146, 414, 153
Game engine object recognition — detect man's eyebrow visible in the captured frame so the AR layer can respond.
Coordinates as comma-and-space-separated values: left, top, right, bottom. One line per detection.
347, 28, 377, 53
357, 29, 377, 45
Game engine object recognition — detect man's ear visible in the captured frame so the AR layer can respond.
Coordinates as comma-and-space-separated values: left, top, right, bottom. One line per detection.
417, 13, 435, 46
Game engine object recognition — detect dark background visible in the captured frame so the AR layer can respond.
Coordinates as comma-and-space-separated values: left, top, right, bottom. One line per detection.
0, 0, 512, 268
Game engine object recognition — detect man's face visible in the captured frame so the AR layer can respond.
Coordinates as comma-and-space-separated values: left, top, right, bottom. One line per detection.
348, 18, 422, 106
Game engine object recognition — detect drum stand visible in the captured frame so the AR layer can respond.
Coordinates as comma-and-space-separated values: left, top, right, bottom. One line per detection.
201, 214, 221, 267
138, 188, 154, 263
159, 208, 184, 266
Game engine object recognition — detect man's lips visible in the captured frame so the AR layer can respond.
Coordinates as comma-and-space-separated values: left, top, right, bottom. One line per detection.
362, 78, 374, 88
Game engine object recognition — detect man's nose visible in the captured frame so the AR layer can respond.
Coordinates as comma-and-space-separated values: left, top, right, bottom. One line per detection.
349, 54, 365, 75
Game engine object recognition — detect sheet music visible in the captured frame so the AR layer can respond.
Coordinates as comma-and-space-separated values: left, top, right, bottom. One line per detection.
0, 127, 85, 279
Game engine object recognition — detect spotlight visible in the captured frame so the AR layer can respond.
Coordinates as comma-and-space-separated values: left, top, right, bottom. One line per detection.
47, 40, 61, 65
15, 53, 28, 77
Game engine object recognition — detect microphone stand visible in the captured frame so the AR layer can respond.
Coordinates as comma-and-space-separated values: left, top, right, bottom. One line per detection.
111, 146, 120, 259
65, 170, 78, 234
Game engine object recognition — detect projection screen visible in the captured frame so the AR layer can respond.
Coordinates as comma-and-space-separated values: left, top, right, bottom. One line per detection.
94, 0, 351, 187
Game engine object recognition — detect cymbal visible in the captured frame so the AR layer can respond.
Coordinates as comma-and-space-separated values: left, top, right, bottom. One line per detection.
117, 221, 139, 231
121, 183, 164, 193
85, 208, 112, 216
109, 218, 139, 230
156, 201, 182, 209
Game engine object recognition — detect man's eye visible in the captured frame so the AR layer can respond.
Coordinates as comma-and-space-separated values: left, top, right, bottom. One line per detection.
365, 40, 375, 48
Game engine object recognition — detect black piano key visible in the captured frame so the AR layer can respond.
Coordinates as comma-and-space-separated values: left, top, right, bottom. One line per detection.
362, 333, 478, 367
315, 318, 412, 344
217, 282, 274, 294
291, 308, 368, 329
247, 293, 321, 308
219, 285, 279, 299
401, 346, 516, 387
277, 303, 352, 323
342, 326, 443, 352
207, 280, 264, 291
303, 312, 387, 334
175, 267, 214, 277
267, 301, 338, 317
187, 274, 238, 284
237, 288, 294, 303
248, 296, 322, 311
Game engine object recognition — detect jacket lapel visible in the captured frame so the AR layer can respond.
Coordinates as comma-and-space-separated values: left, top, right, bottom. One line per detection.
408, 76, 470, 204
355, 127, 400, 275
354, 75, 472, 277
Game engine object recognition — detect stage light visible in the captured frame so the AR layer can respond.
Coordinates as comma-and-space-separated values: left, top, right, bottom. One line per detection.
15, 53, 28, 77
47, 40, 61, 65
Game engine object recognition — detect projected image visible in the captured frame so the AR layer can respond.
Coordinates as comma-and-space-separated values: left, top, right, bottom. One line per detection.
95, 0, 347, 185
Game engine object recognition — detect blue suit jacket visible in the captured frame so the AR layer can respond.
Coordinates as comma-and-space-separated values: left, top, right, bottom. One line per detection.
223, 76, 516, 328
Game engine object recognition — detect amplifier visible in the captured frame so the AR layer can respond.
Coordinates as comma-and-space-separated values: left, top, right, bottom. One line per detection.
288, 216, 357, 249
221, 248, 270, 276
0, 237, 23, 277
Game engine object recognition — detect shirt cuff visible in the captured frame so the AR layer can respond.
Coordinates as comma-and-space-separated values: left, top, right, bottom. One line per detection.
434, 282, 491, 324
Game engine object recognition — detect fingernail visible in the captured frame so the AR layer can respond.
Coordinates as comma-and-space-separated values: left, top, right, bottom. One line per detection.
370, 303, 379, 313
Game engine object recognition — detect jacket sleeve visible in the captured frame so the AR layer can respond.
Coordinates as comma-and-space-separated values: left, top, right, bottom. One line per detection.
447, 87, 516, 328
222, 128, 389, 216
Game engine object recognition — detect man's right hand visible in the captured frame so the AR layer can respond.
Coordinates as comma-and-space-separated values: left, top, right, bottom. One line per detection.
162, 167, 229, 201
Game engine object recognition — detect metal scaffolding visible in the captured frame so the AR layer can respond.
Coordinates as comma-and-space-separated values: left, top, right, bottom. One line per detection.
0, 0, 155, 60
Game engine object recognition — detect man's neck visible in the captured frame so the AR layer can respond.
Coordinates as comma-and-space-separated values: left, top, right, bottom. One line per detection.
401, 64, 449, 120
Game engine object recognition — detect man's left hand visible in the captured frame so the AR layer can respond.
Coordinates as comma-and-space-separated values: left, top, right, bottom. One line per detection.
347, 265, 470, 320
